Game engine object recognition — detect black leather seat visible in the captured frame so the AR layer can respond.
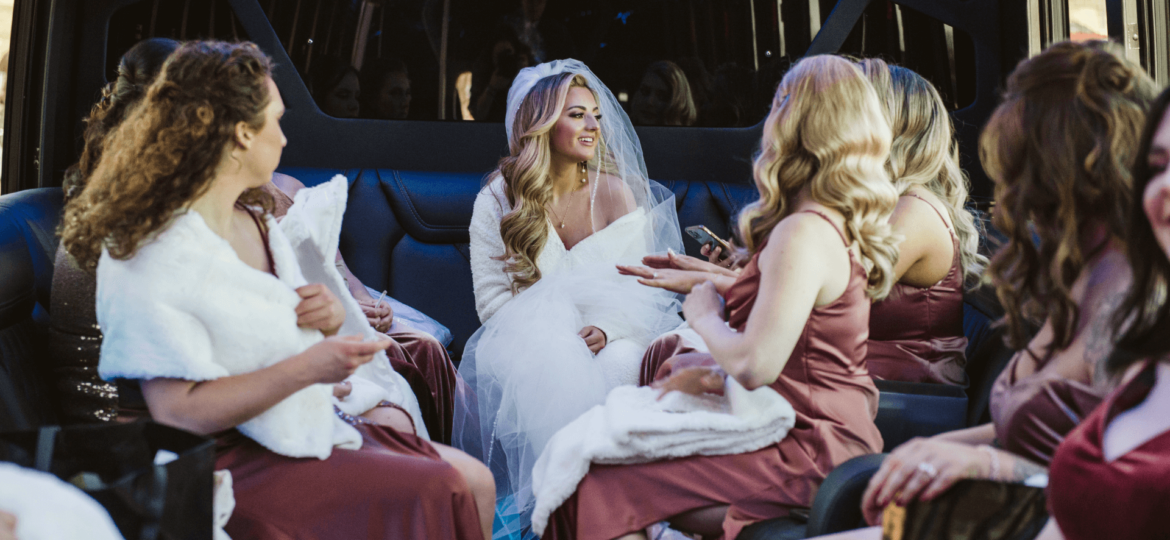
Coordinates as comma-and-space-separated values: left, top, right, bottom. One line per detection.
0, 187, 64, 431
0, 170, 1014, 539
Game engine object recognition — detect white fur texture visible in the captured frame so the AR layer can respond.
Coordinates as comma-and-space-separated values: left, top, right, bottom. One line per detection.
530, 379, 796, 536
98, 177, 427, 458
0, 463, 124, 540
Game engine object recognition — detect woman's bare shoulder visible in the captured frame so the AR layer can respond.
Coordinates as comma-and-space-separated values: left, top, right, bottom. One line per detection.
594, 172, 637, 222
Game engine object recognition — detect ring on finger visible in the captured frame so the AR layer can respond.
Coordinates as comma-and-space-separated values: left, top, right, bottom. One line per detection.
916, 462, 938, 478
653, 272, 659, 278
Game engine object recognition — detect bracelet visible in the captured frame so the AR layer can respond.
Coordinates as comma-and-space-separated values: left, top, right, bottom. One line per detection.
977, 445, 1001, 481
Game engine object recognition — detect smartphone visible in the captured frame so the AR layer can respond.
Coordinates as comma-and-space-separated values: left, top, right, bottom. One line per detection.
684, 225, 732, 253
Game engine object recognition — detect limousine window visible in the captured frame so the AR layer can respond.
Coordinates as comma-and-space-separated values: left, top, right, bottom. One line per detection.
261, 0, 805, 127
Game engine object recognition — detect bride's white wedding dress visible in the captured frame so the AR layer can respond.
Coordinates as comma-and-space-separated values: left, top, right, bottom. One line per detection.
457, 175, 682, 538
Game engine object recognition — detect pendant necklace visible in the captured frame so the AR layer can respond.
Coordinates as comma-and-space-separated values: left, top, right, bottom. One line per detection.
548, 164, 590, 229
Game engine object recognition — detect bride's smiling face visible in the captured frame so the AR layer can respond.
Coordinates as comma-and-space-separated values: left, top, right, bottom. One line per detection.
550, 86, 601, 163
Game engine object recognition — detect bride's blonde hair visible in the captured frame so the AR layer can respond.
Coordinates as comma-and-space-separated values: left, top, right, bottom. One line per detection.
495, 72, 598, 291
737, 55, 900, 299
858, 58, 987, 283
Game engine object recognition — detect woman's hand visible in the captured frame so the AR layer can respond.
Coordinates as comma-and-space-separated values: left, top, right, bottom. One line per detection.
358, 299, 394, 333
652, 366, 726, 399
682, 280, 724, 324
700, 243, 741, 269
861, 438, 993, 524
333, 380, 353, 399
579, 326, 608, 354
295, 284, 345, 336
642, 250, 738, 277
617, 265, 711, 294
299, 335, 391, 384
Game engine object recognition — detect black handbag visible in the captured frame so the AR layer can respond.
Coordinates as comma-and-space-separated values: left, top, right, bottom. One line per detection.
0, 421, 216, 540
881, 479, 1049, 540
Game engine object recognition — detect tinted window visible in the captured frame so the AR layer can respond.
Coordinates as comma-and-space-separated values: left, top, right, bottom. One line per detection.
265, 0, 809, 127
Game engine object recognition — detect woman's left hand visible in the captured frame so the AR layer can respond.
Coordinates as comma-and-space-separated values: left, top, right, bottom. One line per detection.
617, 265, 710, 294
652, 366, 726, 399
358, 299, 393, 333
295, 283, 346, 336
578, 326, 608, 353
682, 280, 724, 323
861, 438, 993, 524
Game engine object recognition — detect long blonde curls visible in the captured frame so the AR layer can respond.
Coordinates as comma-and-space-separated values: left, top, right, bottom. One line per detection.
737, 55, 900, 300
495, 73, 599, 291
859, 58, 988, 283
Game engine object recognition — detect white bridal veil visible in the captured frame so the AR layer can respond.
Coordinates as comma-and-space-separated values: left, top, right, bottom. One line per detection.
454, 59, 684, 539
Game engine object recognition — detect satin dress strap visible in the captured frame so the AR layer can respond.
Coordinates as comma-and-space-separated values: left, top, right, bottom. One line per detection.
235, 202, 277, 277
797, 209, 850, 247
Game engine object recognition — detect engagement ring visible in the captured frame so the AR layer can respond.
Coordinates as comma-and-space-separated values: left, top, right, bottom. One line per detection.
916, 462, 938, 478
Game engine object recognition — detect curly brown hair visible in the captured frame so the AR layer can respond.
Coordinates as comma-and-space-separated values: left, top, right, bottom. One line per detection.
62, 38, 180, 201
981, 40, 1156, 359
61, 41, 275, 273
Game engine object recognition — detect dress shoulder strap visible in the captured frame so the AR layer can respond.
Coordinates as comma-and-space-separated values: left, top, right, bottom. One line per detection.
905, 192, 956, 238
235, 202, 277, 276
797, 210, 848, 247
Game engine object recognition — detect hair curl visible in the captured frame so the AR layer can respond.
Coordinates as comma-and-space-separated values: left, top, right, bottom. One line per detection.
858, 58, 988, 284
1109, 87, 1170, 373
63, 38, 180, 201
494, 73, 607, 291
737, 55, 901, 300
981, 40, 1156, 358
61, 41, 275, 273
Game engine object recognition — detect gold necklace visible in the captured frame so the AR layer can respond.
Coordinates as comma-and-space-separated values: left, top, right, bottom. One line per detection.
547, 180, 587, 229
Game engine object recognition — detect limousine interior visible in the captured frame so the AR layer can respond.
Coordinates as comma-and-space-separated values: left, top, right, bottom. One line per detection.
1, 0, 1167, 538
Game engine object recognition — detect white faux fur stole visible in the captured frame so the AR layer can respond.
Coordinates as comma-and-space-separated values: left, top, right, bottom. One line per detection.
530, 379, 796, 536
98, 176, 427, 459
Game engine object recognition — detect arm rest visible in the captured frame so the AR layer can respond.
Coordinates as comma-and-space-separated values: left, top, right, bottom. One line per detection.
805, 453, 888, 536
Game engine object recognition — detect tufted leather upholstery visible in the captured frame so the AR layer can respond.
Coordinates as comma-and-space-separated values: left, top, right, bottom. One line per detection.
294, 167, 759, 358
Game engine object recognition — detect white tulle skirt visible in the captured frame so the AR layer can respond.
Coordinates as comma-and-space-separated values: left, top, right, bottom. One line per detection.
454, 262, 682, 539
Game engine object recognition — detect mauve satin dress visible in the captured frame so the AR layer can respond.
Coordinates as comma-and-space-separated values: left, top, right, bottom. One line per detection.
866, 195, 967, 386
544, 211, 882, 540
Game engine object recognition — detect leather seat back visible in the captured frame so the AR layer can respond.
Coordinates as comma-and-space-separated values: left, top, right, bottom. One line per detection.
324, 167, 758, 358
0, 188, 64, 430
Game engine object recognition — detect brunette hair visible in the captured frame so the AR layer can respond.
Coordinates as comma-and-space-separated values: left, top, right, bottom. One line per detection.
1109, 87, 1170, 373
494, 72, 605, 291
981, 40, 1156, 358
737, 55, 900, 299
858, 58, 987, 283
61, 41, 275, 273
63, 37, 180, 201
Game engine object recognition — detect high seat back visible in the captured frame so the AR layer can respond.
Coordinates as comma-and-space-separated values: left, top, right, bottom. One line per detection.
0, 188, 64, 430
321, 167, 758, 358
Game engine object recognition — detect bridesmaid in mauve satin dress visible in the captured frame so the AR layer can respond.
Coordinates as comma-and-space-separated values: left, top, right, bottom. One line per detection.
545, 54, 901, 540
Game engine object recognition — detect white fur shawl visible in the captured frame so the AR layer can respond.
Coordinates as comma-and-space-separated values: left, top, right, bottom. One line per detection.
530, 379, 796, 536
97, 177, 427, 459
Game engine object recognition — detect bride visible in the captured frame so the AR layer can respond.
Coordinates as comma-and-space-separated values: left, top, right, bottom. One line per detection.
456, 59, 683, 538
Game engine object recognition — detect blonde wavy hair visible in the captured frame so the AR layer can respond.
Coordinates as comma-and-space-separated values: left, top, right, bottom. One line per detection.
858, 58, 988, 283
495, 72, 606, 291
737, 55, 900, 300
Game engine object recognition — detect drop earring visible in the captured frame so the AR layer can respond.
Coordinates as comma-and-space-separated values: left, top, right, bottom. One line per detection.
580, 162, 588, 184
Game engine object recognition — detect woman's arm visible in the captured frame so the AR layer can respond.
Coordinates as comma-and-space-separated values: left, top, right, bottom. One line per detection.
142, 336, 390, 435
470, 183, 516, 322
688, 214, 838, 390
932, 422, 997, 445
